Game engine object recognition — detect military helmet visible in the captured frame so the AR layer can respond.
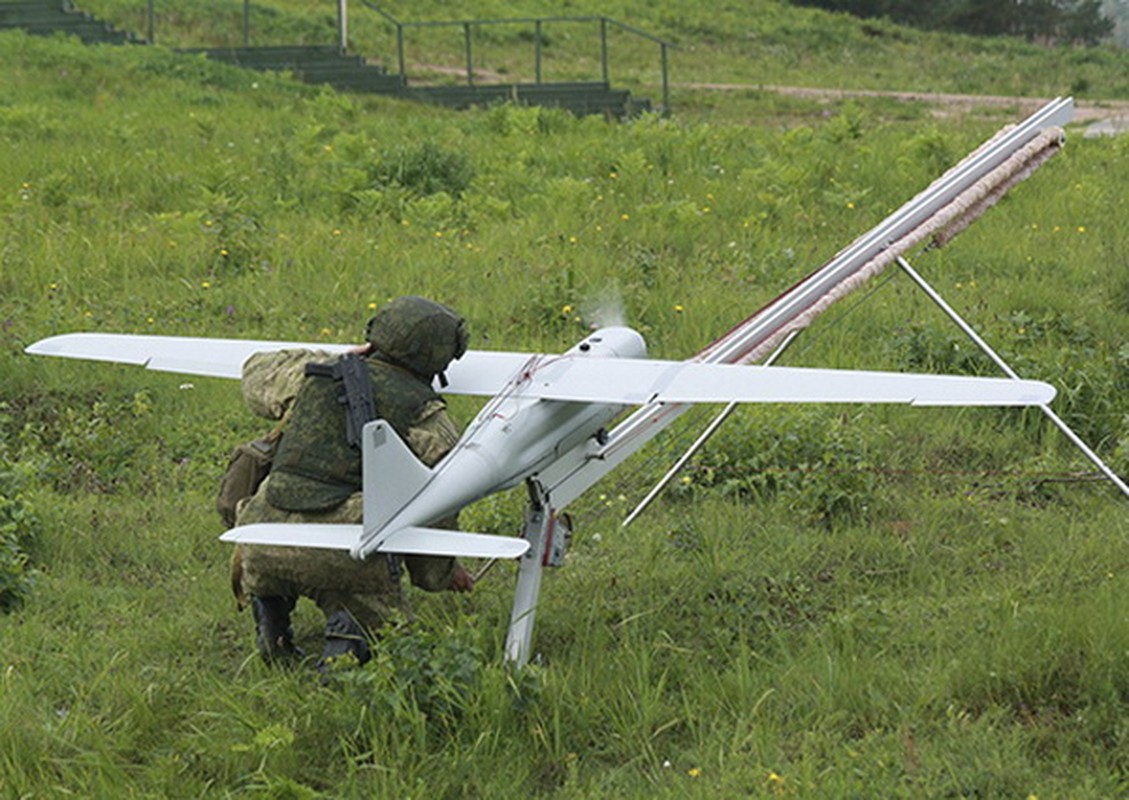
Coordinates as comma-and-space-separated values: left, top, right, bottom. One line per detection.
365, 296, 468, 382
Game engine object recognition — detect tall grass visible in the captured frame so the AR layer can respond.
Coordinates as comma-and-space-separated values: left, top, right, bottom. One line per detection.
2, 9, 1129, 797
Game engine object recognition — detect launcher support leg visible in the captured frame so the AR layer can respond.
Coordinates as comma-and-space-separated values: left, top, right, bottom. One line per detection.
505, 479, 566, 667
897, 255, 1129, 499
621, 329, 803, 528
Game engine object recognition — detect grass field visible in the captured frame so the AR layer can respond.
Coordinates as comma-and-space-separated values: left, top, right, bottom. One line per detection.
2, 2, 1129, 796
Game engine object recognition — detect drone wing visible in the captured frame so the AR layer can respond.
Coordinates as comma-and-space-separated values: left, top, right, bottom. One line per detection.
515, 356, 1055, 407
26, 333, 1055, 406
24, 332, 531, 393
220, 523, 530, 560
24, 333, 351, 379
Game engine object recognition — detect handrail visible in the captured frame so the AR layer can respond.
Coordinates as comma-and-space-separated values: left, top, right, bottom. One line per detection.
138, 1, 673, 112
357, 1, 673, 113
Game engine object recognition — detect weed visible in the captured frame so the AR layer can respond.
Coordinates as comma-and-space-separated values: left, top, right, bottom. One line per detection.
0, 458, 38, 611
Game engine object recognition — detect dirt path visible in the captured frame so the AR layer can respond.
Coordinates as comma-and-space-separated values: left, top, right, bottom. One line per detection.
676, 82, 1129, 123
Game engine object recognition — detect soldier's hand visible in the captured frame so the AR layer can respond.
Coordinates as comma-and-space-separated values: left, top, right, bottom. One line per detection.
449, 564, 474, 593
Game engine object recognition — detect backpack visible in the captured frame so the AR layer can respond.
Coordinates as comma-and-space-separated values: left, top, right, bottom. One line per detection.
216, 429, 281, 529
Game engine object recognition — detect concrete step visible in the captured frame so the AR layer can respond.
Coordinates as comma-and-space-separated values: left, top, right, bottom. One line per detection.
0, 0, 142, 43
404, 82, 645, 118
189, 46, 404, 93
0, 0, 70, 8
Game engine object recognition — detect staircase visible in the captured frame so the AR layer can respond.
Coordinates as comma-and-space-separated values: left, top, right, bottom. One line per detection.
1, 1, 655, 118
0, 0, 143, 45
192, 46, 648, 117
183, 46, 407, 95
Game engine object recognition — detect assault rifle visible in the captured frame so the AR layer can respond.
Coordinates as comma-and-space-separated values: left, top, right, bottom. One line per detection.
306, 353, 377, 449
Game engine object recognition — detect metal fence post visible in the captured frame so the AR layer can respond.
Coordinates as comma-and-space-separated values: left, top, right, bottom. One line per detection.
338, 0, 348, 52
599, 17, 609, 84
397, 23, 405, 78
661, 42, 670, 116
534, 19, 542, 84
464, 22, 473, 85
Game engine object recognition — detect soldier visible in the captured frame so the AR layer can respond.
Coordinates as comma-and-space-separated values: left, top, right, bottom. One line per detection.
230, 296, 474, 670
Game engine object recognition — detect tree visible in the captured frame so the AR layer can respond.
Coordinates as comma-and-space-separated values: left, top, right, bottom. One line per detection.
1056, 0, 1116, 44
788, 0, 1115, 43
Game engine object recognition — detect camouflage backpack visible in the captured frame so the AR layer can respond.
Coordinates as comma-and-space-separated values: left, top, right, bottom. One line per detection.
215, 428, 280, 528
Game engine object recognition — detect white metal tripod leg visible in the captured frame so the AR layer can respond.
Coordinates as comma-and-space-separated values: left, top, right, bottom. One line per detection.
504, 483, 552, 667
897, 256, 1129, 499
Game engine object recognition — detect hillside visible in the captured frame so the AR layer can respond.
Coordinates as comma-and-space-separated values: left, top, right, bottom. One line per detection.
74, 0, 1129, 109
3, 4, 1129, 797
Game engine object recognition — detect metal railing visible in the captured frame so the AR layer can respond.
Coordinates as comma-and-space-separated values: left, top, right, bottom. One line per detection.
138, 1, 673, 112
358, 2, 674, 113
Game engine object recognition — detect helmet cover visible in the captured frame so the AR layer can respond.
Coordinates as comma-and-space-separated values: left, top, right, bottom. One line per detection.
364, 296, 468, 381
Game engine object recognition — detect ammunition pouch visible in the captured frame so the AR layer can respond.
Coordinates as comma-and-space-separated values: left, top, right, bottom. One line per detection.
216, 432, 279, 528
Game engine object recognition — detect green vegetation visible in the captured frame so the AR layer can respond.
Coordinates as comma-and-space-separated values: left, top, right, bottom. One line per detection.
2, 2, 1129, 796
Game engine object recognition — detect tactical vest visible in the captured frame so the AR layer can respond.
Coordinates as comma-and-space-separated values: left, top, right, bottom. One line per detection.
266, 358, 441, 512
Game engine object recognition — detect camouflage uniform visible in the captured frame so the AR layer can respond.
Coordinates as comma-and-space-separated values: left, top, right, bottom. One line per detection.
230, 297, 470, 663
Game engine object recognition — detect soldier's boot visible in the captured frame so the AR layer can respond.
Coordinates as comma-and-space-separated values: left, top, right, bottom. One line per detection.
318, 610, 372, 674
251, 595, 303, 664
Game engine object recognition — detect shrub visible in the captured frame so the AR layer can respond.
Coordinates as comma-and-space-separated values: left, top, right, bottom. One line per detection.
0, 411, 39, 611
373, 141, 476, 198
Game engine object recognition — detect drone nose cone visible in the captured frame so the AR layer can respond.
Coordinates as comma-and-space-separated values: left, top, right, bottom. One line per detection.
577, 327, 647, 359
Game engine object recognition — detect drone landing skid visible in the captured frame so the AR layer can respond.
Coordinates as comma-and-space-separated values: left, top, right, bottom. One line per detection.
504, 480, 572, 668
